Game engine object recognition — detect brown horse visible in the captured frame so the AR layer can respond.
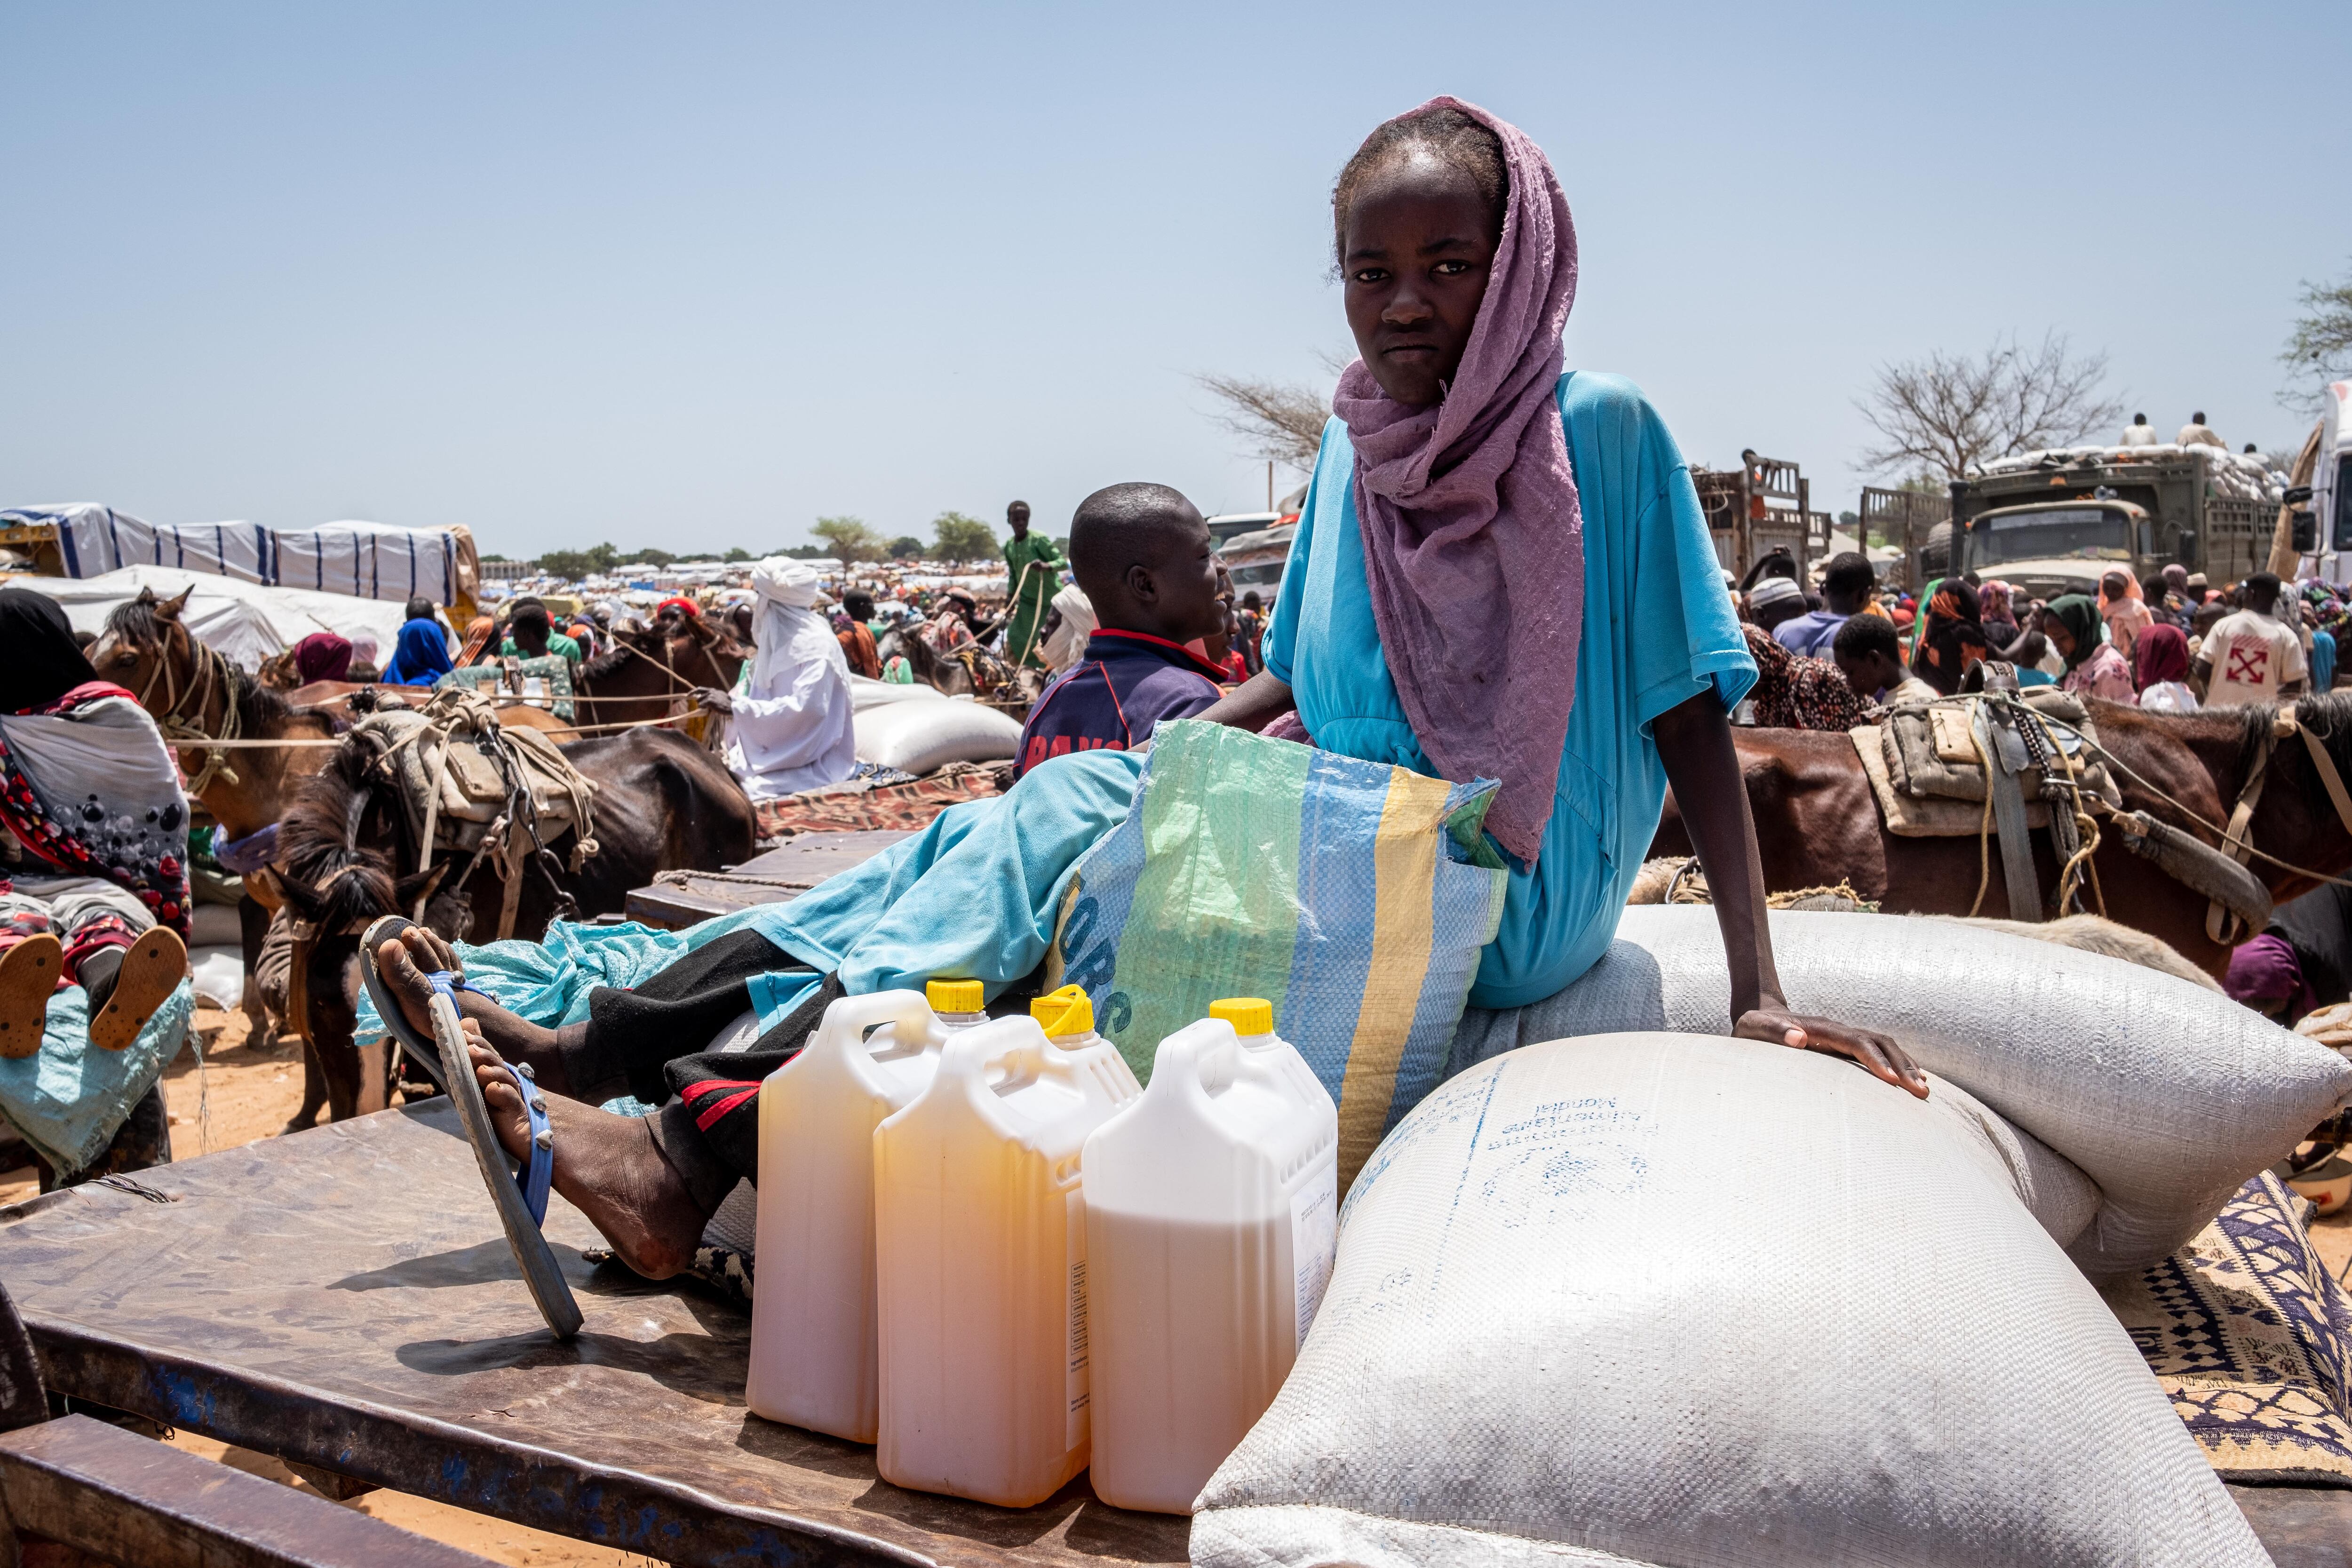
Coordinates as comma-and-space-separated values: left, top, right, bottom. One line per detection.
273, 722, 755, 1121
573, 619, 746, 730
1652, 695, 2352, 979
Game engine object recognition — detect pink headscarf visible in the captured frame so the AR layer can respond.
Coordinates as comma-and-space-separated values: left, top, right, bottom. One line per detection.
1333, 97, 1581, 868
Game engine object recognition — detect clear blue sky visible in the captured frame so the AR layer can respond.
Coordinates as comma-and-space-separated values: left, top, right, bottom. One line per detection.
6, 2, 2345, 560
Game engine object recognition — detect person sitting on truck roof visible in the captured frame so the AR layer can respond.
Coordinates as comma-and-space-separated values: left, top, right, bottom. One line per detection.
1013, 482, 1228, 779
2191, 571, 2304, 708
1773, 551, 1873, 658
2178, 411, 2225, 450
2120, 413, 2160, 447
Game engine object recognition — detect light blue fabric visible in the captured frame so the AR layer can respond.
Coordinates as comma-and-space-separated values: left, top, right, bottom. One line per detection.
0, 980, 192, 1174
1264, 371, 1755, 1009
349, 751, 1144, 1037
729, 748, 1144, 993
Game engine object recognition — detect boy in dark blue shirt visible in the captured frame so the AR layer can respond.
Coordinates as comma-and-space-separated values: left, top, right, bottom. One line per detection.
1017, 482, 1231, 778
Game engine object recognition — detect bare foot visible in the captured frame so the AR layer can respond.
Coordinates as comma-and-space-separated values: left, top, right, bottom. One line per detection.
457, 1022, 712, 1281
374, 930, 573, 1093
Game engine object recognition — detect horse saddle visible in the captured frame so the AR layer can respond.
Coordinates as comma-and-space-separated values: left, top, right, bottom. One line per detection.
1851, 691, 2119, 843
359, 692, 599, 867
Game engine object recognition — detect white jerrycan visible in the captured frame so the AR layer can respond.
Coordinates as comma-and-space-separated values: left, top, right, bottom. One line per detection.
745, 982, 972, 1440
873, 997, 1140, 1506
1080, 998, 1340, 1514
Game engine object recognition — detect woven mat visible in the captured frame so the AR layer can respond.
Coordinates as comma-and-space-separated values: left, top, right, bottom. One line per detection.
2103, 1170, 2352, 1486
751, 761, 1005, 838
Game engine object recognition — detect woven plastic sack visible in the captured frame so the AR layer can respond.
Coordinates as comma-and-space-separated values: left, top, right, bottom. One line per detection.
852, 698, 1022, 774
1448, 905, 2352, 1275
1193, 1033, 2273, 1568
1048, 720, 1507, 1186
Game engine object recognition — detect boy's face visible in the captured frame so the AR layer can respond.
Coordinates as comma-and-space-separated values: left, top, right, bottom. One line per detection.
1136, 507, 1226, 642
1836, 650, 1899, 697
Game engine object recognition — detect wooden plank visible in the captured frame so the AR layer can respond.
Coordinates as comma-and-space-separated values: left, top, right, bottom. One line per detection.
0, 1103, 1187, 1568
0, 1415, 493, 1567
624, 831, 916, 930
2229, 1483, 2352, 1568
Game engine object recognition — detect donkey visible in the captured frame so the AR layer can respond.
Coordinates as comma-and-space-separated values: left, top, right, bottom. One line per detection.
274, 722, 755, 1121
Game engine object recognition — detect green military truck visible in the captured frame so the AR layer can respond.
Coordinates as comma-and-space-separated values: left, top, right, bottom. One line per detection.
1946, 446, 2279, 600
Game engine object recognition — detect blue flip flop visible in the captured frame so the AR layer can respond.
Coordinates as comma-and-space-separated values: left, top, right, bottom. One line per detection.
361, 915, 580, 1339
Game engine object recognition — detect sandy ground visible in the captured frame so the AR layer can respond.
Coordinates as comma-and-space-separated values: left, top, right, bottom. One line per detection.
2, 1005, 2347, 1562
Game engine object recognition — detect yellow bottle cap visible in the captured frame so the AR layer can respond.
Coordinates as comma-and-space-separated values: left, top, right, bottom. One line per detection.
1209, 997, 1274, 1036
1031, 984, 1095, 1038
926, 979, 985, 1014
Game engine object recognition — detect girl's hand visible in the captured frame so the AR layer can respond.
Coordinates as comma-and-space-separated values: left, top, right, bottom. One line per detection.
1734, 1006, 1929, 1099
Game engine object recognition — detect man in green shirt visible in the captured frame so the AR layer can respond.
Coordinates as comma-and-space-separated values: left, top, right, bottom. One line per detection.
499, 598, 583, 670
1000, 500, 1066, 669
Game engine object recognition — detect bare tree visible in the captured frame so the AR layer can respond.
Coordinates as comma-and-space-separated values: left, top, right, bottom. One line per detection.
1856, 334, 2125, 482
1194, 373, 1332, 471
2279, 264, 2352, 411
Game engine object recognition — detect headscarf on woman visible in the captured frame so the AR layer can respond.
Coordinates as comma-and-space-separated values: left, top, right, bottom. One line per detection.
2134, 621, 2199, 712
1979, 579, 2017, 642
1333, 95, 1581, 868
2047, 593, 2138, 704
723, 558, 857, 799
2098, 570, 2153, 660
291, 632, 352, 685
383, 619, 454, 687
0, 588, 191, 936
0, 590, 98, 714
2132, 622, 2190, 691
1908, 578, 1990, 696
2043, 595, 2103, 670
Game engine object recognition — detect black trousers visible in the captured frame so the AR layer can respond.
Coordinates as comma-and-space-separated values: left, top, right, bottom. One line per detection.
563, 930, 841, 1210
569, 929, 1052, 1212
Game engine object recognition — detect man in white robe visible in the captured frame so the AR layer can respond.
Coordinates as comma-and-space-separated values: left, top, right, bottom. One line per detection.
706, 559, 857, 800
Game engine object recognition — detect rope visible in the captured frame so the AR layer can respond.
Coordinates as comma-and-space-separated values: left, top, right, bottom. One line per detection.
133, 705, 706, 752
146, 632, 245, 795
652, 867, 811, 890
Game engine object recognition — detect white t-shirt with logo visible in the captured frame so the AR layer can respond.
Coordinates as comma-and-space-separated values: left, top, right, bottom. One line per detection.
2201, 608, 2305, 708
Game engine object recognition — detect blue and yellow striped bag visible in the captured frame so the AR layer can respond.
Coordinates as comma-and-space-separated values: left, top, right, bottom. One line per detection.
1048, 719, 1508, 1187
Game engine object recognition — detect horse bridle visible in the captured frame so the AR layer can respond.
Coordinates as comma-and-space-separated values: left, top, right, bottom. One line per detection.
132, 619, 244, 794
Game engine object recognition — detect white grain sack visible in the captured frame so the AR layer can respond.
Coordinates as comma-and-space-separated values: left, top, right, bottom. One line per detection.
1192, 1033, 2273, 1568
1451, 906, 2352, 1274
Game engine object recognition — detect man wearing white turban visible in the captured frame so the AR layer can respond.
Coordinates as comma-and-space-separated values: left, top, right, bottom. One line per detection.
705, 558, 857, 799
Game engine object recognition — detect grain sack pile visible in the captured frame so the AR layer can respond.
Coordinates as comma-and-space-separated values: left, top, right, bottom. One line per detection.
1980, 443, 2283, 503
1193, 1033, 2279, 1568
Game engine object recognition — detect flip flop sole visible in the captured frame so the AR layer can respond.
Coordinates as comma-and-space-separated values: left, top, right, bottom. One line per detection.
359, 915, 450, 1094
0, 937, 61, 1059
431, 989, 582, 1339
90, 929, 186, 1053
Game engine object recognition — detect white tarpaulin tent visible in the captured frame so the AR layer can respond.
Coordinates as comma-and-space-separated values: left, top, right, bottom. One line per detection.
16, 565, 414, 672
0, 504, 480, 609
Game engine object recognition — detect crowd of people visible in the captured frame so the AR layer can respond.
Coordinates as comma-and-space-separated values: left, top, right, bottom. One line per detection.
1728, 546, 2347, 730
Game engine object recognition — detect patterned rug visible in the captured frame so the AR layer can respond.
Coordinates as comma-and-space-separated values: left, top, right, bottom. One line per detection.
751, 760, 1006, 838
2102, 1170, 2352, 1486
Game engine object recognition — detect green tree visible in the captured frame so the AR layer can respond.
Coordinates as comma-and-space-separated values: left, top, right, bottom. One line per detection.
622, 546, 678, 567
2281, 263, 2352, 411
479, 553, 509, 563
930, 510, 998, 563
783, 543, 829, 559
813, 515, 886, 563
889, 535, 925, 558
722, 547, 753, 563
539, 542, 621, 579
